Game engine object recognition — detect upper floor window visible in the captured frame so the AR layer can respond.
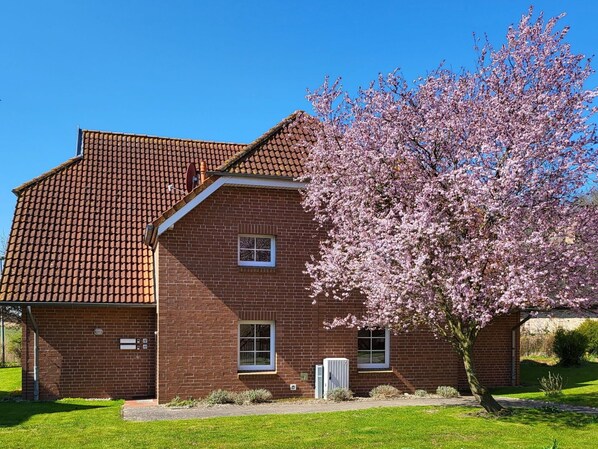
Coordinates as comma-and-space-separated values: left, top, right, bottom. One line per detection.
238, 235, 276, 267
357, 328, 390, 369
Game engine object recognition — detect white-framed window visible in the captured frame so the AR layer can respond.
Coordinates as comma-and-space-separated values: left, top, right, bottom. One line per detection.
238, 321, 275, 371
357, 328, 390, 369
238, 235, 276, 267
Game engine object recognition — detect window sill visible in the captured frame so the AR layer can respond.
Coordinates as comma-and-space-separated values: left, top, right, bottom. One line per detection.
357, 369, 393, 374
238, 266, 276, 273
238, 371, 278, 377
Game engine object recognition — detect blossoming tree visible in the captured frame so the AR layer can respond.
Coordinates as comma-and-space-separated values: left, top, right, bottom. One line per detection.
303, 10, 597, 413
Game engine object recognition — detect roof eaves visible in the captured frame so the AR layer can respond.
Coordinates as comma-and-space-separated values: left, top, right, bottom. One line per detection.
144, 174, 221, 248
0, 299, 156, 307
12, 155, 83, 197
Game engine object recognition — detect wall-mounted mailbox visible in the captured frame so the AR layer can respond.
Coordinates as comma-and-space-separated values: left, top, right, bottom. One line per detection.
120, 338, 137, 350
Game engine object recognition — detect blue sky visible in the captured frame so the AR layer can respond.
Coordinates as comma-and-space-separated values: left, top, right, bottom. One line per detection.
1, 1, 597, 239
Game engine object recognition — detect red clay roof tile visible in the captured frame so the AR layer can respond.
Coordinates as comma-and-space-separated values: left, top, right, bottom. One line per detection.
216, 110, 316, 178
0, 131, 244, 304
145, 111, 317, 246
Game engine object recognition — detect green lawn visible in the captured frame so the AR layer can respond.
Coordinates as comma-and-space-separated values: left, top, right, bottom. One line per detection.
0, 399, 597, 449
0, 367, 20, 399
494, 358, 598, 408
0, 361, 597, 447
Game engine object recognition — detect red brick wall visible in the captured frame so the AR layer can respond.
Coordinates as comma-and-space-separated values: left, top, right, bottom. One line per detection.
22, 306, 156, 400
157, 185, 520, 402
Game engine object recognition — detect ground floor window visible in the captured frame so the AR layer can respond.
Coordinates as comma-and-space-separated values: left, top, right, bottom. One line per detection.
238, 321, 275, 371
357, 328, 390, 369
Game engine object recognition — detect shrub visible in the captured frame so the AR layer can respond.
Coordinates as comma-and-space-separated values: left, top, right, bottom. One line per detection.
539, 371, 564, 398
327, 387, 353, 402
369, 385, 401, 399
234, 389, 273, 405
520, 332, 554, 357
205, 389, 236, 405
544, 439, 559, 449
577, 319, 598, 355
166, 396, 197, 407
7, 332, 21, 361
414, 389, 428, 397
436, 386, 460, 398
553, 328, 588, 366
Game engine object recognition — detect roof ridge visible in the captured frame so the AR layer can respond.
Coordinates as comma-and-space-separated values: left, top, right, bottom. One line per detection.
215, 110, 306, 173
12, 156, 83, 196
81, 128, 247, 147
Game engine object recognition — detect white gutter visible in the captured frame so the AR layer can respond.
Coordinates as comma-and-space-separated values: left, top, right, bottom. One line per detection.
157, 176, 306, 237
26, 306, 39, 401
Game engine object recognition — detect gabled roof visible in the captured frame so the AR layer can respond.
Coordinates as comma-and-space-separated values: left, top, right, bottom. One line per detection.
0, 130, 244, 304
143, 111, 316, 248
215, 110, 316, 178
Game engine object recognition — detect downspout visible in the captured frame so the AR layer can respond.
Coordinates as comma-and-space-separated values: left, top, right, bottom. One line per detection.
511, 312, 532, 386
26, 306, 39, 401
152, 245, 159, 401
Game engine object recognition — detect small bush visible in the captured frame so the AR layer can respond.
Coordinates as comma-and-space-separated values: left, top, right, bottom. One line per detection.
205, 389, 236, 405
539, 371, 564, 398
234, 389, 273, 405
414, 389, 428, 397
521, 332, 554, 357
369, 385, 402, 399
553, 328, 588, 366
544, 439, 559, 449
7, 332, 21, 361
577, 320, 598, 355
436, 386, 460, 398
166, 396, 197, 407
327, 387, 353, 402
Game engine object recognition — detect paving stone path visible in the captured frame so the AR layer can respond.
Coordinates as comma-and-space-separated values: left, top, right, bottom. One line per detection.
122, 396, 598, 422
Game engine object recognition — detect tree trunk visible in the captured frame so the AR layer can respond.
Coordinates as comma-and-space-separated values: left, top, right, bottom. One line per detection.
459, 338, 504, 414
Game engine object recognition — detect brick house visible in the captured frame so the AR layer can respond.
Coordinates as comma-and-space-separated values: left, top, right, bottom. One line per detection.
0, 112, 520, 402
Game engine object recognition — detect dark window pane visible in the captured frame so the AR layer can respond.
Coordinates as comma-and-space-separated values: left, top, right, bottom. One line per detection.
371, 351, 386, 363
357, 329, 370, 338
239, 352, 254, 365
240, 324, 254, 338
255, 352, 271, 365
239, 236, 254, 249
358, 338, 371, 350
256, 238, 271, 250
240, 338, 254, 351
372, 338, 386, 350
256, 250, 271, 262
371, 330, 385, 338
256, 324, 271, 338
240, 250, 255, 261
357, 351, 370, 364
256, 339, 270, 351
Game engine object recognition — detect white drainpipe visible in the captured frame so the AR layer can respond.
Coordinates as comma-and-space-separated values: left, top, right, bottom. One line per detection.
26, 306, 39, 401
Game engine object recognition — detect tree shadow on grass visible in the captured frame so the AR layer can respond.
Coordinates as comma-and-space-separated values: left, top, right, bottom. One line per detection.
0, 401, 109, 427
467, 407, 598, 429
0, 389, 21, 400
503, 408, 598, 428
493, 360, 598, 407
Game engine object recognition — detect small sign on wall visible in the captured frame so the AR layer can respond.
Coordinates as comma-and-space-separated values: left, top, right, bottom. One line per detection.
120, 338, 137, 350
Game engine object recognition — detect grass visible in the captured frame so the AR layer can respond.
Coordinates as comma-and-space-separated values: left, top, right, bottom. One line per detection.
1, 325, 21, 366
494, 357, 598, 408
0, 399, 597, 448
0, 367, 20, 399
0, 359, 597, 447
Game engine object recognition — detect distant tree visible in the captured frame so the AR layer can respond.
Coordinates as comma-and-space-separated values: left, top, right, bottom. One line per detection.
0, 232, 20, 324
304, 9, 597, 413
